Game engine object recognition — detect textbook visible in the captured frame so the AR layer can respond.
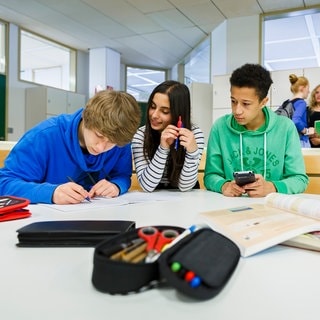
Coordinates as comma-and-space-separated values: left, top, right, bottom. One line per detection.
198, 193, 320, 257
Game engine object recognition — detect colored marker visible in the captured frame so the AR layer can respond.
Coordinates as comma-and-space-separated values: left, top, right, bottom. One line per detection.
171, 262, 202, 288
171, 261, 182, 272
189, 276, 201, 288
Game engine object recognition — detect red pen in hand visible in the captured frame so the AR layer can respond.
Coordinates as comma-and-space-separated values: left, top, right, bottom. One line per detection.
175, 116, 183, 150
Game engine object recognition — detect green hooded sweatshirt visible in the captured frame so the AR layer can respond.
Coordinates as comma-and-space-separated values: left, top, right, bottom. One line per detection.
204, 107, 309, 194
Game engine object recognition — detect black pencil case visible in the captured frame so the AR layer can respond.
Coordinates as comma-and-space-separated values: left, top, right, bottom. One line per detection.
91, 226, 240, 300
16, 220, 135, 247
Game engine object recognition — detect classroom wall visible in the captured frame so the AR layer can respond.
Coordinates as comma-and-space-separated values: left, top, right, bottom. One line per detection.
4, 15, 320, 142
226, 15, 260, 73
4, 14, 262, 141
6, 23, 89, 141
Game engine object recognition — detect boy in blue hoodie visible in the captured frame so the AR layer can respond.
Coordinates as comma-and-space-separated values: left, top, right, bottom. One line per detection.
204, 63, 308, 197
0, 90, 141, 204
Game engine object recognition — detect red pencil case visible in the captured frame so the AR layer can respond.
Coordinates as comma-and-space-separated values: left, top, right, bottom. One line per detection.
0, 196, 31, 222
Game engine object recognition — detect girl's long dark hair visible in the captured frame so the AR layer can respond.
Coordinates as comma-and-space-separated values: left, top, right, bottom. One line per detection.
143, 80, 192, 187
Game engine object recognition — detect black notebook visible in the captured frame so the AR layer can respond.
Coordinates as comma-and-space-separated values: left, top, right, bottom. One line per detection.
16, 220, 135, 247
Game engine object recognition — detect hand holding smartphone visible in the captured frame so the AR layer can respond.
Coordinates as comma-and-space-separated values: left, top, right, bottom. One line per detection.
233, 171, 256, 187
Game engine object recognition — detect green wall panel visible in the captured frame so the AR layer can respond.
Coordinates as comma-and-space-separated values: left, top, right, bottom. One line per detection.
0, 74, 6, 140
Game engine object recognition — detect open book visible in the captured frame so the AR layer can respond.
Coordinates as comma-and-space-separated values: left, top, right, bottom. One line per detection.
198, 193, 320, 257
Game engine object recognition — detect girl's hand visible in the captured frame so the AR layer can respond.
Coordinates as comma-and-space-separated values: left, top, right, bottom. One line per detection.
177, 128, 198, 153
160, 124, 179, 149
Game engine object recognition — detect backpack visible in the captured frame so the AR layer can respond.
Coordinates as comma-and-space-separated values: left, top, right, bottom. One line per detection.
274, 98, 302, 119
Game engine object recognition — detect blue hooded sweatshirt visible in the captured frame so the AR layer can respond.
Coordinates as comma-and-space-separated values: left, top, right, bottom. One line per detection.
0, 109, 133, 203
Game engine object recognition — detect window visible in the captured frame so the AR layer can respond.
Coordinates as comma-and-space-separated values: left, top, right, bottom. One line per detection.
184, 37, 210, 84
126, 66, 166, 102
263, 8, 320, 71
0, 21, 6, 74
20, 29, 76, 91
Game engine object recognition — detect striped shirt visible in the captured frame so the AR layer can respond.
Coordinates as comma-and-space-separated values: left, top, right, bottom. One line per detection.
132, 125, 205, 192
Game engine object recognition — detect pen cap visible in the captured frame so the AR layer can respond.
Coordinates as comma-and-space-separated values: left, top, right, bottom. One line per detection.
158, 228, 240, 300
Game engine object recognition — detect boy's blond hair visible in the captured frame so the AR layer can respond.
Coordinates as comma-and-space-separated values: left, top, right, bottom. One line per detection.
82, 90, 141, 146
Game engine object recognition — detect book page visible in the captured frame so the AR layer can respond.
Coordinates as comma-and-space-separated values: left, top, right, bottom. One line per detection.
199, 203, 320, 257
265, 193, 320, 220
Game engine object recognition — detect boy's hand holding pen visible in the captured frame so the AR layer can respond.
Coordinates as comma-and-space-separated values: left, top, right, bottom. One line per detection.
66, 176, 91, 203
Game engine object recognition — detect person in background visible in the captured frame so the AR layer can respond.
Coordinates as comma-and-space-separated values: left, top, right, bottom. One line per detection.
308, 84, 320, 148
132, 80, 204, 192
0, 90, 141, 204
289, 74, 314, 147
204, 63, 308, 197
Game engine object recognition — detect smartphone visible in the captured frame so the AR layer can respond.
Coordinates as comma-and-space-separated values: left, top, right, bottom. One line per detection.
233, 171, 256, 187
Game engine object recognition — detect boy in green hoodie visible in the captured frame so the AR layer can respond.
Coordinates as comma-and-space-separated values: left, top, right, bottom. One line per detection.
204, 63, 308, 197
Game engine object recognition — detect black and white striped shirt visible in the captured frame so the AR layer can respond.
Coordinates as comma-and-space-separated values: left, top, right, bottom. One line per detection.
132, 125, 205, 192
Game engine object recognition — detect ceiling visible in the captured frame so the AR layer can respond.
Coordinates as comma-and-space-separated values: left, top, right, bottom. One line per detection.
1, 0, 320, 70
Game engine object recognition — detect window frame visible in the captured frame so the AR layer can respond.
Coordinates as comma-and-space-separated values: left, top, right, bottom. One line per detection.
19, 28, 77, 91
261, 7, 320, 71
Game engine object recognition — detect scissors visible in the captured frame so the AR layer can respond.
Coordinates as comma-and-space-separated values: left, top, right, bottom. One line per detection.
138, 226, 179, 256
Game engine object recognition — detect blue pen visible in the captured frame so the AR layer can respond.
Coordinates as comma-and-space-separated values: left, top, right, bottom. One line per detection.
174, 116, 183, 150
67, 176, 91, 202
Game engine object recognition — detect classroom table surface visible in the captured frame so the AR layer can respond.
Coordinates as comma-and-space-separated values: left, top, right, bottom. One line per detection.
1, 189, 320, 320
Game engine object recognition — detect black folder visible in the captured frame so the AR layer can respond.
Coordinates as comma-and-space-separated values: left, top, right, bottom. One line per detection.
16, 220, 135, 247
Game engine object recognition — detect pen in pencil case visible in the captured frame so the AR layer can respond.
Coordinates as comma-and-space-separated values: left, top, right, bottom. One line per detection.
174, 116, 183, 150
67, 176, 91, 202
165, 223, 208, 249
146, 223, 208, 263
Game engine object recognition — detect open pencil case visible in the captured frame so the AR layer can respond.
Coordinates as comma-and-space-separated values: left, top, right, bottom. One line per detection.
92, 225, 240, 300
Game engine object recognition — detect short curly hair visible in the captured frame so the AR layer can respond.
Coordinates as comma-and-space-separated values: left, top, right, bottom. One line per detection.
82, 90, 141, 146
230, 63, 273, 101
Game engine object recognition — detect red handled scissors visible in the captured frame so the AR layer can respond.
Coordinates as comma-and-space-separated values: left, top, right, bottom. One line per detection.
138, 226, 179, 254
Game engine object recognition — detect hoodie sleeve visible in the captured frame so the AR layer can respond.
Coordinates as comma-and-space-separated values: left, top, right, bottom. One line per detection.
292, 99, 308, 133
0, 135, 58, 204
204, 118, 230, 193
271, 121, 309, 194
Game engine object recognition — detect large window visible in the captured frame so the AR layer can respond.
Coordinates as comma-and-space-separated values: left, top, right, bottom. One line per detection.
263, 8, 320, 71
0, 21, 6, 74
184, 37, 210, 84
126, 66, 166, 102
20, 30, 76, 91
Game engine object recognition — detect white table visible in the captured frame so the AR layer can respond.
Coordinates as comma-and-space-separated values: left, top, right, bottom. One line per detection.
1, 190, 319, 320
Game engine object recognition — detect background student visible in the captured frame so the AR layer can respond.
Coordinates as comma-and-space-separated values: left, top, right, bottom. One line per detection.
132, 80, 204, 192
204, 63, 309, 198
308, 84, 320, 148
289, 74, 314, 147
0, 90, 141, 204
